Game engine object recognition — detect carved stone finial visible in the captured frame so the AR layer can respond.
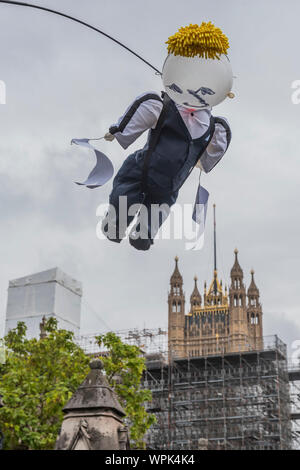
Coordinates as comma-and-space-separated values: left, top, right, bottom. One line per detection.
39, 316, 47, 339
90, 358, 103, 370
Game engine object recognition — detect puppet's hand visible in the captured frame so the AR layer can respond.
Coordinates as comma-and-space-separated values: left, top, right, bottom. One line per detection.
104, 132, 115, 142
196, 159, 204, 171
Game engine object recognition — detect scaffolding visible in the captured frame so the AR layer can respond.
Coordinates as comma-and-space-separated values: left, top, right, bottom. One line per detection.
76, 329, 298, 450
143, 335, 292, 450
76, 327, 168, 355
288, 363, 300, 449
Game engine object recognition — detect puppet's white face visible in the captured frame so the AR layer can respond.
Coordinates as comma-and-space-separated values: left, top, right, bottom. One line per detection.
162, 54, 233, 109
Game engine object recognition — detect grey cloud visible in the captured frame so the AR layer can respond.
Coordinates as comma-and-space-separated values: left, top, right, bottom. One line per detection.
0, 0, 299, 354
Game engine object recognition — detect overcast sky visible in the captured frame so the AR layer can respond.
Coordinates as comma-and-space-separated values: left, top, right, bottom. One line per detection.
0, 0, 300, 358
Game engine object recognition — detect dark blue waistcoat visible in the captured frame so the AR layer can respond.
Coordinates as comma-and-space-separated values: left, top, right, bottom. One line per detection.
135, 96, 215, 196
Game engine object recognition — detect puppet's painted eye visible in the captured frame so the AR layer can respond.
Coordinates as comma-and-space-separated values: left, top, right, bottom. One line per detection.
167, 83, 183, 94
187, 89, 208, 106
198, 87, 215, 96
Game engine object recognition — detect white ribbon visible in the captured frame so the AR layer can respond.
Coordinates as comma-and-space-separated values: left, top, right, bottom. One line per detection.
185, 183, 209, 251
71, 138, 114, 189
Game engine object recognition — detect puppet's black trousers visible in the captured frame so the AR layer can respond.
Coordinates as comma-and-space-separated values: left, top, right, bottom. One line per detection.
101, 153, 179, 251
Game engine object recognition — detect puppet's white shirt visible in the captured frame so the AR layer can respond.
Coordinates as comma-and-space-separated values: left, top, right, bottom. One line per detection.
111, 92, 230, 171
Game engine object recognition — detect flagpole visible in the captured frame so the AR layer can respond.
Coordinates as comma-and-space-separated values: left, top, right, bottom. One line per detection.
213, 204, 217, 294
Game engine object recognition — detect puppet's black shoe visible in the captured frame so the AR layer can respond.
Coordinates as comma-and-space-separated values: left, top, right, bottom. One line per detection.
129, 227, 154, 251
129, 236, 153, 251
129, 223, 154, 251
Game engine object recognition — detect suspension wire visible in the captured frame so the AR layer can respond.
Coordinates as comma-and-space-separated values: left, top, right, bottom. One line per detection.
0, 0, 162, 74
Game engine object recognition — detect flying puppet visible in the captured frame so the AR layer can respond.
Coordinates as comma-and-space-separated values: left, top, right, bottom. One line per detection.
76, 23, 234, 251
0, 2, 235, 251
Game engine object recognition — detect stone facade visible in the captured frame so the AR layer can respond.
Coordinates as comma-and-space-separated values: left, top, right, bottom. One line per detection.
55, 359, 130, 450
168, 250, 263, 359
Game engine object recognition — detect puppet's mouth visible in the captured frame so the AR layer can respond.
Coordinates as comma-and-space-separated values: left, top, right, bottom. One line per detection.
183, 102, 208, 108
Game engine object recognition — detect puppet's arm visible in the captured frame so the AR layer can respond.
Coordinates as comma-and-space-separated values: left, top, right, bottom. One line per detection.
106, 92, 163, 150
197, 117, 231, 173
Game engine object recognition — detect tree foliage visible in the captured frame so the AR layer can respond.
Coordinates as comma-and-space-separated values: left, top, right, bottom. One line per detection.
96, 332, 156, 449
0, 323, 155, 450
0, 319, 89, 450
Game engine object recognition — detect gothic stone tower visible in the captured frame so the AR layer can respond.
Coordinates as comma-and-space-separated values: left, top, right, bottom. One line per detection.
247, 269, 263, 349
228, 249, 249, 352
167, 251, 263, 358
168, 256, 185, 359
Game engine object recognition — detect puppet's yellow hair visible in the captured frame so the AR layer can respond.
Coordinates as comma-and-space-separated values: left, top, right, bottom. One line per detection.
166, 22, 229, 59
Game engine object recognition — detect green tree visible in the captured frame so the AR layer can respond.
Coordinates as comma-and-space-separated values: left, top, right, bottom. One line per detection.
0, 319, 89, 450
96, 332, 156, 449
0, 322, 155, 450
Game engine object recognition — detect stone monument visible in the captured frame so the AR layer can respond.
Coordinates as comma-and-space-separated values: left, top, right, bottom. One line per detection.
55, 359, 130, 450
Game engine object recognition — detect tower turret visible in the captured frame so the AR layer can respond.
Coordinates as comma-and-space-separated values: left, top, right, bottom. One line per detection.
248, 270, 260, 306
228, 249, 248, 351
229, 249, 246, 308
170, 256, 183, 296
190, 276, 202, 308
247, 270, 263, 347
